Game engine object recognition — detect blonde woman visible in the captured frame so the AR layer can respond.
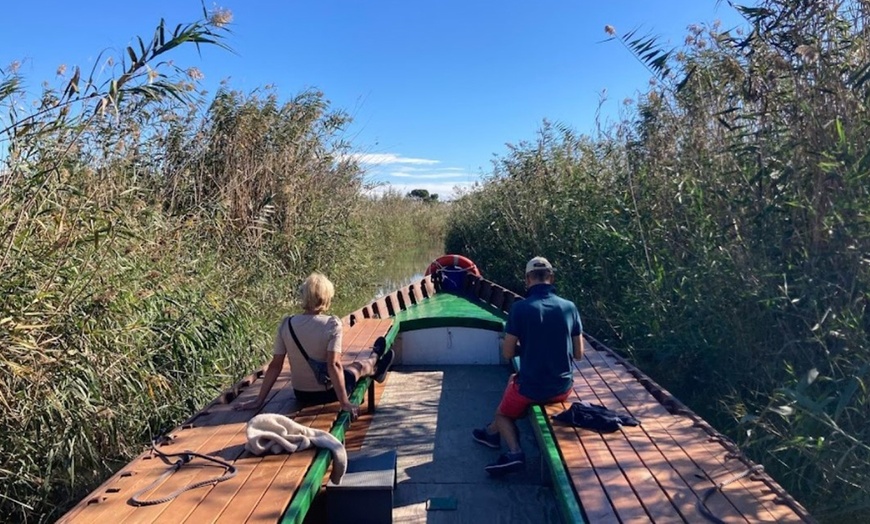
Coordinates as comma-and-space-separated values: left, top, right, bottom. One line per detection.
236, 273, 393, 419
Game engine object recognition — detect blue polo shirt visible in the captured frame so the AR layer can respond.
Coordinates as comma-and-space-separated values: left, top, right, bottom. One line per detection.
504, 283, 581, 401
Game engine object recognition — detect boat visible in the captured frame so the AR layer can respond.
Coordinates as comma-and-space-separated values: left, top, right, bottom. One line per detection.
58, 255, 815, 523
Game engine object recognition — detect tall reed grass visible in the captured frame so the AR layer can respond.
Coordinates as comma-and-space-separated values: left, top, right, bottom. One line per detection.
447, 2, 870, 521
0, 12, 448, 522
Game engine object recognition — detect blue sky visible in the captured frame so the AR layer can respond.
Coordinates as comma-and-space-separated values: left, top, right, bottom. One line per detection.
2, 1, 747, 198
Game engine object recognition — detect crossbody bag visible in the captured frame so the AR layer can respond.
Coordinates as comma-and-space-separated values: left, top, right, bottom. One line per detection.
286, 316, 333, 388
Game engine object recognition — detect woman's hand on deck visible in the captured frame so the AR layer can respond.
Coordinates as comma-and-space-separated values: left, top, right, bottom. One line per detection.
234, 399, 263, 411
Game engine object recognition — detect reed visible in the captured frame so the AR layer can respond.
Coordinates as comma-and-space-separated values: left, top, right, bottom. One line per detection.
0, 12, 446, 523
447, 2, 870, 520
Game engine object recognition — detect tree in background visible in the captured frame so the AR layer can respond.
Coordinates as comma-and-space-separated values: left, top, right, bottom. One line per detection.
407, 188, 439, 202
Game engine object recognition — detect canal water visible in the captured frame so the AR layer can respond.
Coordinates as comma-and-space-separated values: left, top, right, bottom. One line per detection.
373, 246, 445, 298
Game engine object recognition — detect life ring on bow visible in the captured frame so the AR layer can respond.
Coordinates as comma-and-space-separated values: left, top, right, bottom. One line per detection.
424, 254, 481, 277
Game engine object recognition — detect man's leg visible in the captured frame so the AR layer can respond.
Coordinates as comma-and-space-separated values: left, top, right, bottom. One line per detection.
481, 376, 529, 475
474, 375, 529, 452
493, 413, 521, 454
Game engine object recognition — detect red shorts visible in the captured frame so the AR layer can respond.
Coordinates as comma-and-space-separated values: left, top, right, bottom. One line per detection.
497, 374, 570, 419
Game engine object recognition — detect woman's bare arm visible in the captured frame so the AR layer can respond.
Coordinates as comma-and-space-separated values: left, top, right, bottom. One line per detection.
235, 354, 284, 410
327, 350, 359, 420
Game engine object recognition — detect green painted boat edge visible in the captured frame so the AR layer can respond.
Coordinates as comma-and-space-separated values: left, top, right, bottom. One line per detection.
279, 373, 372, 524
393, 291, 506, 333
280, 291, 585, 524
514, 356, 587, 524
278, 294, 498, 524
384, 321, 401, 349
529, 405, 586, 524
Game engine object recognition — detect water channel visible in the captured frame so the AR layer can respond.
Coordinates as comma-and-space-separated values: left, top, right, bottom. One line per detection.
373, 245, 445, 298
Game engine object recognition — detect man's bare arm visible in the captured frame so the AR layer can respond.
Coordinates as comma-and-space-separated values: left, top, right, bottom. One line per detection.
502, 333, 519, 360
572, 335, 584, 360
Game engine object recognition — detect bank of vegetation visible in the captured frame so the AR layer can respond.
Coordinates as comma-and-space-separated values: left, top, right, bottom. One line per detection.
0, 13, 448, 522
447, 1, 869, 521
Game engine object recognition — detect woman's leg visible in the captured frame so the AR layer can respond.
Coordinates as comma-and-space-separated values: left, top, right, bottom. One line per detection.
345, 340, 393, 383
345, 352, 377, 381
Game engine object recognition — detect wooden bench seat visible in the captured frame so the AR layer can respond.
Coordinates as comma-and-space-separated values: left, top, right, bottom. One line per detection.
58, 318, 393, 524
533, 339, 815, 524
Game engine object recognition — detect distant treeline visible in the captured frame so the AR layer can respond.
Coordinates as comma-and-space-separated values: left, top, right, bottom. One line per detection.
447, 1, 869, 521
0, 14, 447, 523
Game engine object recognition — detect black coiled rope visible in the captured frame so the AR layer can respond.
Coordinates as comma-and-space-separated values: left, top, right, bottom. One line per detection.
128, 437, 238, 507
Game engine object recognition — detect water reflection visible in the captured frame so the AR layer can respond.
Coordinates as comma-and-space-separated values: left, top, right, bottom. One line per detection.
374, 247, 444, 297
376, 272, 425, 298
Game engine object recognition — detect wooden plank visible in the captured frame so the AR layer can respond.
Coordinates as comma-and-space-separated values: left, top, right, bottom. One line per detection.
545, 406, 593, 470
336, 320, 374, 364
344, 380, 388, 452
236, 406, 342, 524
577, 357, 743, 522
60, 369, 294, 524
181, 449, 307, 524
584, 350, 789, 522
623, 466, 686, 523
133, 386, 303, 524
211, 423, 321, 524
340, 318, 387, 365
566, 357, 732, 522
596, 467, 652, 523
408, 283, 423, 304
579, 350, 764, 523
549, 397, 685, 523
545, 402, 620, 522
569, 468, 620, 524
421, 276, 436, 297
61, 318, 394, 524
215, 440, 314, 523
125, 371, 301, 523
57, 362, 258, 521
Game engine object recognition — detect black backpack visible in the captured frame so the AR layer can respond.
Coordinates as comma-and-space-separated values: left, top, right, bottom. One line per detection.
553, 401, 640, 433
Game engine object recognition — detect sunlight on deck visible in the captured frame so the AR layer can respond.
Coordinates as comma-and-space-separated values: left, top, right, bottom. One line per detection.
360, 366, 561, 524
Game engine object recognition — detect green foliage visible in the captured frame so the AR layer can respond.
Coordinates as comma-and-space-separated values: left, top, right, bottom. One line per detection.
362, 188, 450, 287
447, 2, 870, 520
0, 12, 445, 523
407, 188, 439, 202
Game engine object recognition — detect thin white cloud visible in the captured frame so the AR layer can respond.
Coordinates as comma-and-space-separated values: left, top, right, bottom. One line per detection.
392, 166, 466, 173
347, 152, 440, 166
389, 171, 470, 179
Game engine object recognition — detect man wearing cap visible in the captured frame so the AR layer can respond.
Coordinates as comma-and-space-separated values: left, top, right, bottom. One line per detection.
473, 256, 584, 475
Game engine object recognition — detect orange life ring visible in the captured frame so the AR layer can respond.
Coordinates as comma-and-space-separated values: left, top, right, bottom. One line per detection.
425, 254, 481, 276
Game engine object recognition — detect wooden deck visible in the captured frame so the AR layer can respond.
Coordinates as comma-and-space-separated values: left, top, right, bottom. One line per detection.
58, 318, 393, 524
545, 341, 814, 523
58, 270, 816, 524
431, 271, 815, 523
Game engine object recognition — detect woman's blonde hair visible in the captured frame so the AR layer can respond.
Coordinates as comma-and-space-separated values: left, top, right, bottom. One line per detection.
300, 273, 335, 313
